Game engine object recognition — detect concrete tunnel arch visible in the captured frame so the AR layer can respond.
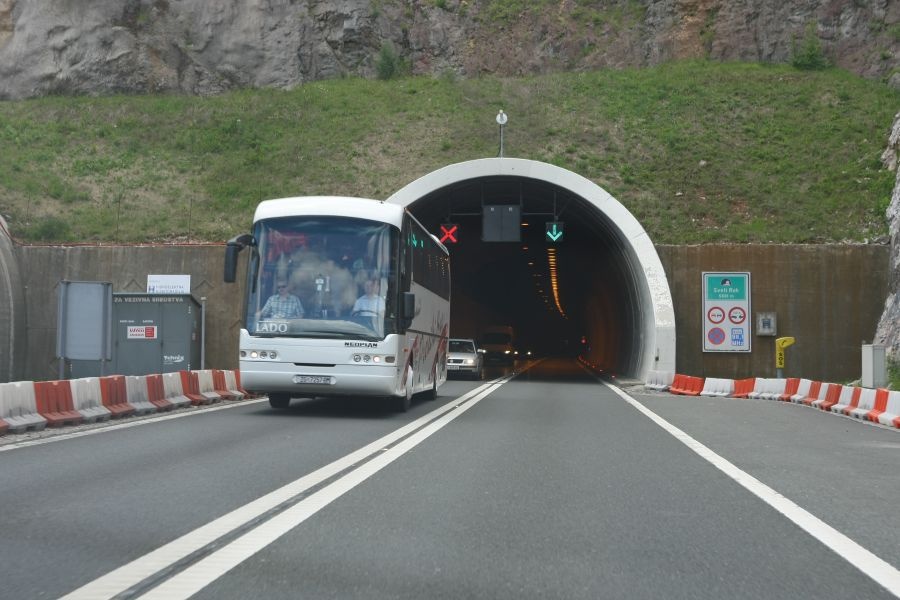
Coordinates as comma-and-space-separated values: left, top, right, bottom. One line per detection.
386, 158, 676, 381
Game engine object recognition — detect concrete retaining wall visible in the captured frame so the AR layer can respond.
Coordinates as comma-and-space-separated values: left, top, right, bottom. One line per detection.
0, 217, 26, 383
2, 242, 891, 383
657, 244, 889, 382
12, 243, 243, 382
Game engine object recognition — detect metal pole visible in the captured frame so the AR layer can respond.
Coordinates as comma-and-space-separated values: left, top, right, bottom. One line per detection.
496, 110, 508, 158
200, 296, 207, 369
57, 282, 67, 380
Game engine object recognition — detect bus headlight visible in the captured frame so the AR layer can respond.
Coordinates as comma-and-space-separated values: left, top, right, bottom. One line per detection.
352, 354, 387, 364
244, 350, 278, 360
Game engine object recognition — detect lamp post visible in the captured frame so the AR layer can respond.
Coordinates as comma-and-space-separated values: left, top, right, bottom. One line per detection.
496, 109, 508, 157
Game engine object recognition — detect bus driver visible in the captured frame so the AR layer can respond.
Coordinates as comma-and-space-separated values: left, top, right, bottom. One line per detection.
351, 276, 385, 317
257, 280, 305, 320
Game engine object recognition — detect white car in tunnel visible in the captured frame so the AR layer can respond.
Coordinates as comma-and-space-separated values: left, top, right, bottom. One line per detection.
447, 338, 484, 380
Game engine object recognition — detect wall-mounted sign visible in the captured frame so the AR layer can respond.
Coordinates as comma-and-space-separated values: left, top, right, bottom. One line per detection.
147, 274, 191, 295
127, 325, 158, 340
702, 272, 751, 353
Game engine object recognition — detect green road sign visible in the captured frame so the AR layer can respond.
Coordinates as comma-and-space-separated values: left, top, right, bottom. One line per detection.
545, 221, 564, 242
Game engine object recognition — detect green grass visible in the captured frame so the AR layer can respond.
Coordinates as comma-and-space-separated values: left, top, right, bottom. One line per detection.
0, 60, 896, 244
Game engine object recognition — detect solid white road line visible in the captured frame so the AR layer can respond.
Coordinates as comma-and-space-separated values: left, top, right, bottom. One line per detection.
607, 382, 900, 599
59, 377, 513, 600
136, 380, 506, 599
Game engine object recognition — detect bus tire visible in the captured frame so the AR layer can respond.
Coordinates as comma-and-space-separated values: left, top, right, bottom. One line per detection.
269, 393, 291, 409
396, 367, 413, 412
424, 370, 438, 400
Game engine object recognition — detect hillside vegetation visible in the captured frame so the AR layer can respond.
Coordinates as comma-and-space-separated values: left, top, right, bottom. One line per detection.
0, 60, 896, 245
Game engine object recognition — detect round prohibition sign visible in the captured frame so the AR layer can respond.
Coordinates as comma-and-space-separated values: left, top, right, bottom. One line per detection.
728, 306, 747, 324
707, 306, 726, 324
707, 327, 726, 346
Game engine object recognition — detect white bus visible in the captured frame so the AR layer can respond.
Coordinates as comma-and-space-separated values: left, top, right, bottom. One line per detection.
224, 196, 450, 412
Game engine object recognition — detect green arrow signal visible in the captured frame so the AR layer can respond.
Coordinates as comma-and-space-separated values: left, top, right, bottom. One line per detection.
546, 222, 564, 242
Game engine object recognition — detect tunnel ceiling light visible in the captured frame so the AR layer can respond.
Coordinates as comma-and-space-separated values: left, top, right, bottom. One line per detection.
547, 247, 567, 319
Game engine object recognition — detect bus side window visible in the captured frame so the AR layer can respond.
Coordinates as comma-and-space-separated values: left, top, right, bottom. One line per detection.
400, 218, 412, 293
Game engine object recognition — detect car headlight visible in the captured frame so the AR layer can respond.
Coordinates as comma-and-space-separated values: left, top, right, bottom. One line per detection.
465, 358, 475, 365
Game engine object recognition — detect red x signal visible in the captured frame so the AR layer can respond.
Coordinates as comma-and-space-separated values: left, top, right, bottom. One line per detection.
439, 223, 458, 244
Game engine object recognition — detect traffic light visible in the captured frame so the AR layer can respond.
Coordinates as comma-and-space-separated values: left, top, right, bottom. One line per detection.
439, 223, 458, 244
545, 221, 564, 243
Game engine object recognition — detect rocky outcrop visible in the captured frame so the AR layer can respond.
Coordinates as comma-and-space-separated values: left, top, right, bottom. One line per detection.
0, 0, 896, 100
876, 113, 900, 358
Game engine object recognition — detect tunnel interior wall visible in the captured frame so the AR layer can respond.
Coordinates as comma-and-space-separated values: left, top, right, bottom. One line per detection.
657, 244, 890, 382
6, 243, 890, 384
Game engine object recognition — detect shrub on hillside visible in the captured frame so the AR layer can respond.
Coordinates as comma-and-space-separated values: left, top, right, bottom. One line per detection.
375, 42, 408, 80
791, 23, 830, 71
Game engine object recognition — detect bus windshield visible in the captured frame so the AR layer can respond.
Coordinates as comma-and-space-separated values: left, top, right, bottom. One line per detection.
246, 216, 398, 340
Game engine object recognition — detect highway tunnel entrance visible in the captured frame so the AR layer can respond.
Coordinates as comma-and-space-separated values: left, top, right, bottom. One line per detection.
388, 158, 675, 380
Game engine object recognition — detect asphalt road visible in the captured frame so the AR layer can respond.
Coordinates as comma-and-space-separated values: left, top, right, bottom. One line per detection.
1, 358, 898, 599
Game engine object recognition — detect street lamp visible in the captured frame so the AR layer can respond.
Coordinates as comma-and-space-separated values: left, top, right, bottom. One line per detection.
496, 109, 508, 157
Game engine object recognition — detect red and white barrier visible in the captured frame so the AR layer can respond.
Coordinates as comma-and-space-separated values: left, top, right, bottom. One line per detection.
123, 375, 160, 415
0, 381, 47, 433
777, 378, 801, 401
161, 373, 193, 408
748, 378, 786, 400
70, 378, 112, 423
865, 389, 890, 423
99, 376, 137, 419
831, 386, 862, 415
700, 378, 734, 397
213, 370, 244, 401
193, 370, 224, 403
669, 374, 704, 396
875, 390, 900, 428
644, 370, 674, 392
34, 380, 82, 427
789, 379, 815, 403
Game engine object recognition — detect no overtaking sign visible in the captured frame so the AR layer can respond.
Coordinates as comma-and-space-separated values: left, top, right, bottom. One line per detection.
702, 272, 751, 352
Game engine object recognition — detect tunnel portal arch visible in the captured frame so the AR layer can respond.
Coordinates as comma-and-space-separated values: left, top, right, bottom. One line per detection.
387, 158, 675, 380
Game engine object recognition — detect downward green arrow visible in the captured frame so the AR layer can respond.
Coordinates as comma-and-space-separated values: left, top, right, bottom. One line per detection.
547, 224, 562, 241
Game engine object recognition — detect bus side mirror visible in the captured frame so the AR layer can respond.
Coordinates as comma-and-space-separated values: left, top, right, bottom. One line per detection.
400, 292, 415, 329
224, 234, 254, 283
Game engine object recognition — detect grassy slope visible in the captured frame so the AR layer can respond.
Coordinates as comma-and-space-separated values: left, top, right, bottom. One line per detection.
0, 60, 896, 244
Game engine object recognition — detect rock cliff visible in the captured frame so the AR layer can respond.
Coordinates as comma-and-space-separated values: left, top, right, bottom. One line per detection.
876, 113, 900, 358
0, 0, 897, 100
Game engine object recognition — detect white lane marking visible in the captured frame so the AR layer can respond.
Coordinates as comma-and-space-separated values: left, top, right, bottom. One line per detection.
607, 382, 900, 598
0, 399, 271, 453
136, 381, 505, 599
59, 377, 511, 600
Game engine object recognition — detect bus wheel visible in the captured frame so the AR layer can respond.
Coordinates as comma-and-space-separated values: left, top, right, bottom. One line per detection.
424, 371, 438, 400
269, 393, 290, 409
397, 367, 413, 412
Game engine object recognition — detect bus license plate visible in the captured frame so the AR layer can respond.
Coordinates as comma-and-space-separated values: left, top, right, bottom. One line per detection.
293, 375, 333, 385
